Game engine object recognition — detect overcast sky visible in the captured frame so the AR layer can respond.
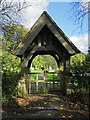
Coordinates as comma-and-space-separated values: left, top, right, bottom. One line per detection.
18, 0, 88, 54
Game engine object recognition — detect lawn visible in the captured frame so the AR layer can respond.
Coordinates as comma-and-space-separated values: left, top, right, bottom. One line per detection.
30, 69, 58, 82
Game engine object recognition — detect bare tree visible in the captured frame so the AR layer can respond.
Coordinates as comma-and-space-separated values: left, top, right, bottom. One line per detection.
70, 0, 89, 32
0, 0, 33, 25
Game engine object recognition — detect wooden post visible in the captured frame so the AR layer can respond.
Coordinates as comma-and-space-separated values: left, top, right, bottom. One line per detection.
53, 72, 55, 91
21, 55, 30, 94
63, 75, 66, 95
66, 59, 70, 68
45, 72, 48, 90
59, 62, 63, 71
28, 73, 31, 94
61, 73, 63, 92
64, 62, 66, 71
44, 73, 46, 95
57, 71, 60, 91
36, 74, 38, 92
23, 80, 27, 94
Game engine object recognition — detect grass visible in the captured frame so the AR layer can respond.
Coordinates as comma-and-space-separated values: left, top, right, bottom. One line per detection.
30, 69, 41, 80
30, 69, 58, 81
31, 69, 41, 73
47, 73, 57, 80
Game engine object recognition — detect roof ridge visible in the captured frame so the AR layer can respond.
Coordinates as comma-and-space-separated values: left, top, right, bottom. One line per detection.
12, 11, 80, 56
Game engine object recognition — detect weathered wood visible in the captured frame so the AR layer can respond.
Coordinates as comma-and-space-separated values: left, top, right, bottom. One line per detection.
12, 11, 80, 95
64, 62, 66, 71
28, 74, 31, 94
12, 11, 80, 56
59, 62, 63, 71
38, 34, 41, 47
44, 74, 46, 95
66, 59, 70, 68
36, 74, 38, 92
53, 72, 55, 91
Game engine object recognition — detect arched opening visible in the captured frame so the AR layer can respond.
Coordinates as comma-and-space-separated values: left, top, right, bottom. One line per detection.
27, 55, 62, 94
29, 55, 58, 72
12, 11, 80, 95
28, 51, 61, 71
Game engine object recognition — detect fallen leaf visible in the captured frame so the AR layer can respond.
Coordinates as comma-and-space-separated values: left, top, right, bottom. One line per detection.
69, 115, 72, 118
48, 114, 51, 116
61, 105, 63, 106
62, 115, 66, 118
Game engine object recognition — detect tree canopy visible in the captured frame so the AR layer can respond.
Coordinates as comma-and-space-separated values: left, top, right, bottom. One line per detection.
32, 55, 58, 70
2, 23, 29, 52
2, 23, 29, 97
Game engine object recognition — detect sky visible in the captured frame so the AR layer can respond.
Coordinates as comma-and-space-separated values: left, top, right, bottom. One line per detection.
19, 0, 88, 54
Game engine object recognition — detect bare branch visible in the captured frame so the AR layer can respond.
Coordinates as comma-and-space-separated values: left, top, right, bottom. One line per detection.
69, 1, 89, 32
1, 0, 32, 25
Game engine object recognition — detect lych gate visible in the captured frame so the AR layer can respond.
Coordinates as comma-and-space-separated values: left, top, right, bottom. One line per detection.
12, 11, 80, 95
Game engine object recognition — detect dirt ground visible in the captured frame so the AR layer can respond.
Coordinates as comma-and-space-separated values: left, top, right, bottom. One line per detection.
1, 93, 89, 120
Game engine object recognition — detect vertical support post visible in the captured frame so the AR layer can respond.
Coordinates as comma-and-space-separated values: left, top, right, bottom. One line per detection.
63, 74, 66, 95
28, 73, 31, 94
23, 80, 27, 94
50, 80, 52, 90
66, 59, 70, 68
53, 72, 55, 91
61, 72, 63, 93
36, 74, 38, 92
44, 72, 46, 95
64, 62, 66, 71
46, 72, 48, 92
21, 55, 29, 94
57, 72, 60, 90
65, 59, 70, 95
59, 62, 63, 71
59, 61, 63, 93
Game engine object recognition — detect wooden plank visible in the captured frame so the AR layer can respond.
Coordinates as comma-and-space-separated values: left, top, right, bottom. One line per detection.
45, 80, 61, 81
38, 34, 41, 47
45, 17, 76, 54
44, 74, 46, 95
53, 72, 55, 91
13, 17, 46, 55
29, 74, 31, 94
36, 74, 38, 92
29, 72, 41, 74
38, 80, 44, 82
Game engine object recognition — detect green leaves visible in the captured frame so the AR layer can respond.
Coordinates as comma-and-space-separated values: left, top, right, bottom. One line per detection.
2, 23, 29, 99
32, 55, 58, 70
2, 23, 29, 52
70, 53, 90, 89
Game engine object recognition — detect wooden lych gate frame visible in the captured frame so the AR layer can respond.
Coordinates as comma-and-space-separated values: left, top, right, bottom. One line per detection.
27, 72, 62, 94
12, 11, 80, 95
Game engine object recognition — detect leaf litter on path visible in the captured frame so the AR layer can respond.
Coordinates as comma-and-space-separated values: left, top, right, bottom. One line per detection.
2, 94, 89, 119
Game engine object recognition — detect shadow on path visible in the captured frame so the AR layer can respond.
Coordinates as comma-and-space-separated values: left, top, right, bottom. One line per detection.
2, 93, 89, 120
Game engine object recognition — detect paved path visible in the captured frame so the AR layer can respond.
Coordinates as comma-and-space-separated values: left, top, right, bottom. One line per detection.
2, 94, 89, 120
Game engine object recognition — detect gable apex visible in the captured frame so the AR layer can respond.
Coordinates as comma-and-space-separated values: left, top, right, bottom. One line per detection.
12, 11, 80, 56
